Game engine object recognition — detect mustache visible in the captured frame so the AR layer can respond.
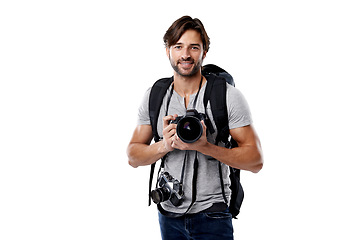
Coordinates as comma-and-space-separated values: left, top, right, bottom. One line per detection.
178, 57, 194, 63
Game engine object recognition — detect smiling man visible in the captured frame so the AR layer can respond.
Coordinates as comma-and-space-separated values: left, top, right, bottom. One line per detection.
127, 16, 263, 240
168, 30, 204, 77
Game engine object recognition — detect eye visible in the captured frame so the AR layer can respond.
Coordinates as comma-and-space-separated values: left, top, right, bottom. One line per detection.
174, 46, 182, 50
192, 46, 199, 50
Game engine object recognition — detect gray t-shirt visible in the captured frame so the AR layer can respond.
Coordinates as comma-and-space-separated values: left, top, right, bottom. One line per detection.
138, 80, 252, 214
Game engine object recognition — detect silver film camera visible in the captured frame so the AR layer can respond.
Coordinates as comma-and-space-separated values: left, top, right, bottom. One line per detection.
151, 172, 183, 206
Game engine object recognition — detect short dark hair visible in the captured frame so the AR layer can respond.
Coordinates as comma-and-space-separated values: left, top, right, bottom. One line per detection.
163, 16, 210, 52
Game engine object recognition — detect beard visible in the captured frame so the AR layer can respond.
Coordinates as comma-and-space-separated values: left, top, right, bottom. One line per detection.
169, 56, 203, 77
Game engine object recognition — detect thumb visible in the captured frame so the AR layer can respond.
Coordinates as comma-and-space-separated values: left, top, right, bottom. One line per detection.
201, 120, 207, 131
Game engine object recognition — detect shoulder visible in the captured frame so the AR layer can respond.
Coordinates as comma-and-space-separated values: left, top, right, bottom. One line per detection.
151, 77, 173, 90
144, 77, 173, 103
137, 87, 152, 125
226, 83, 248, 104
226, 83, 253, 129
148, 77, 173, 102
142, 87, 152, 105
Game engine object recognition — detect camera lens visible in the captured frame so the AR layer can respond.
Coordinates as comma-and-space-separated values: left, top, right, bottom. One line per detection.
177, 116, 203, 143
151, 188, 171, 204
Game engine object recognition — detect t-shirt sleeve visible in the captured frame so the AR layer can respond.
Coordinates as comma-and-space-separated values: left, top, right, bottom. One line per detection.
226, 84, 253, 129
137, 87, 151, 125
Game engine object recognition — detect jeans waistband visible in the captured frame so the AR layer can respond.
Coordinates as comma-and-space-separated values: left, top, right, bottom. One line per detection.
158, 202, 228, 218
200, 202, 228, 213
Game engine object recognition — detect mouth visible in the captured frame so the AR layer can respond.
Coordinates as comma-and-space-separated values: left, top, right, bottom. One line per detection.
178, 61, 194, 69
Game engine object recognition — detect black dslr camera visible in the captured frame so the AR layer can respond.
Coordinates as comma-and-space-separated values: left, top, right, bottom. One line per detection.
170, 109, 206, 143
151, 172, 184, 206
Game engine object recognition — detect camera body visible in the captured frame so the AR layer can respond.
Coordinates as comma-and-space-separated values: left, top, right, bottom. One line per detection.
151, 172, 183, 206
170, 109, 206, 143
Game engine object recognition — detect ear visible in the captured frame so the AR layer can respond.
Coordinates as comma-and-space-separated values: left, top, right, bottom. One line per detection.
166, 47, 170, 58
202, 51, 207, 60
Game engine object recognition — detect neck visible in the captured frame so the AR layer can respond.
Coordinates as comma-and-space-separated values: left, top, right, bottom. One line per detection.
173, 71, 204, 97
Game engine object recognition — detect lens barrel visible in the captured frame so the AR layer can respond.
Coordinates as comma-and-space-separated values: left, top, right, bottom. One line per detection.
151, 188, 170, 204
176, 116, 203, 143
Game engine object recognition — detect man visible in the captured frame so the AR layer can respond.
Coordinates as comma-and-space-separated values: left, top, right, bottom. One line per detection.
127, 16, 263, 240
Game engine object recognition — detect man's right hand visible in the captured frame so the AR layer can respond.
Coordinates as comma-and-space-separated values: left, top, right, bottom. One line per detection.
162, 114, 178, 152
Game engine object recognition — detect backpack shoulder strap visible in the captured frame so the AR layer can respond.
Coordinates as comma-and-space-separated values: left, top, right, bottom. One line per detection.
148, 77, 173, 206
149, 77, 174, 142
203, 74, 229, 144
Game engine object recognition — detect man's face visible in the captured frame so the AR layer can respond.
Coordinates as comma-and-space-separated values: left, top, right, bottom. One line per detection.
167, 29, 206, 77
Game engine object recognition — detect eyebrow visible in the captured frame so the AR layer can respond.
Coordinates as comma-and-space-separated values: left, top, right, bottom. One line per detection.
174, 43, 201, 47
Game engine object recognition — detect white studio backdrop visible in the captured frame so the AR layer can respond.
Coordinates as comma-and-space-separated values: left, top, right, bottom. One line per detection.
1, 0, 360, 239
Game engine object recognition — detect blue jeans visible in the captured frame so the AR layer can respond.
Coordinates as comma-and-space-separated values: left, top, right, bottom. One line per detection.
158, 209, 234, 240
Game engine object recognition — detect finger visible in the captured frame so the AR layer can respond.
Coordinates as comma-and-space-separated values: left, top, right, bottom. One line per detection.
164, 128, 176, 138
163, 115, 173, 128
201, 120, 206, 129
163, 114, 179, 124
171, 136, 176, 148
172, 134, 188, 151
201, 120, 207, 134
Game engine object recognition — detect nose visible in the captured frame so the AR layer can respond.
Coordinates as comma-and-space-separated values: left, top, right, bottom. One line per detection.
181, 48, 191, 60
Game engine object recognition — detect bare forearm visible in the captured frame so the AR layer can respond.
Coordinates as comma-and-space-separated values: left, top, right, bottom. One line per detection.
198, 142, 263, 173
127, 120, 178, 168
127, 141, 168, 168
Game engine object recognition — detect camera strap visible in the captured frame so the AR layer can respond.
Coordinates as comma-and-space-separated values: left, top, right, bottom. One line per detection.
192, 75, 203, 110
165, 75, 204, 115
183, 151, 199, 215
179, 151, 188, 187
165, 84, 174, 116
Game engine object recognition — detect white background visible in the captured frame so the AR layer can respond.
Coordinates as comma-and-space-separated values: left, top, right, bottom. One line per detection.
1, 0, 360, 239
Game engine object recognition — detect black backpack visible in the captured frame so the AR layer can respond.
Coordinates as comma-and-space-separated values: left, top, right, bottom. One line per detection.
148, 64, 244, 218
